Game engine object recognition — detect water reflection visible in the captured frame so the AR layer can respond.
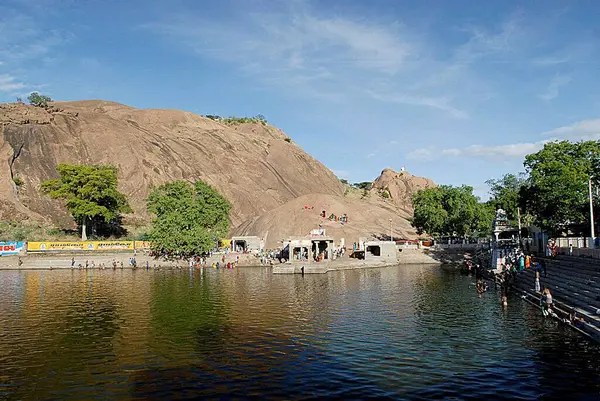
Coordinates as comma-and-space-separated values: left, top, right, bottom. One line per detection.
1, 266, 599, 400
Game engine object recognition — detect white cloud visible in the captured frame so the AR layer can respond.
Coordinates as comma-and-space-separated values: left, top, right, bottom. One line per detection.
454, 11, 524, 64
406, 148, 435, 161
539, 74, 572, 101
0, 74, 25, 92
147, 8, 411, 76
541, 119, 600, 140
406, 118, 600, 162
407, 141, 547, 161
533, 56, 570, 66
368, 91, 468, 119
0, 6, 71, 96
145, 5, 482, 118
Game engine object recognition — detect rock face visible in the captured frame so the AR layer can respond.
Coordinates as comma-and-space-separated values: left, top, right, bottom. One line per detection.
235, 169, 435, 247
0, 101, 434, 245
371, 168, 435, 212
1, 101, 343, 227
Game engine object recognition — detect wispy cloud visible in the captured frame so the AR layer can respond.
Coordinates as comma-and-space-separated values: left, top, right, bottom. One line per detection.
539, 74, 572, 101
0, 74, 25, 92
454, 11, 525, 64
541, 119, 600, 140
147, 9, 411, 75
407, 141, 549, 161
406, 148, 436, 161
0, 10, 72, 63
368, 91, 468, 119
0, 6, 72, 96
407, 118, 600, 162
145, 4, 484, 117
533, 56, 570, 66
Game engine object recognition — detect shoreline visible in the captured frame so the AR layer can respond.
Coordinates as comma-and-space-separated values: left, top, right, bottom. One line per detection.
0, 248, 455, 272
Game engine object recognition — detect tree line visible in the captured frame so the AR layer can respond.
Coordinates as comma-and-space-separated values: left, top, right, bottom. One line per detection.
412, 140, 600, 238
41, 164, 231, 257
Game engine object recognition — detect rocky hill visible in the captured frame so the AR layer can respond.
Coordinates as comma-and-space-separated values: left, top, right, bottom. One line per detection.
0, 101, 434, 245
371, 168, 435, 212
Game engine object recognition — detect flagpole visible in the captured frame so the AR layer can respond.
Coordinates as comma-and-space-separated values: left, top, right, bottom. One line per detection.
590, 178, 595, 249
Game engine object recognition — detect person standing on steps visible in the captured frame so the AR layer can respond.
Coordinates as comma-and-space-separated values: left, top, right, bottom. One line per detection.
71, 257, 75, 268
540, 288, 554, 317
535, 271, 541, 292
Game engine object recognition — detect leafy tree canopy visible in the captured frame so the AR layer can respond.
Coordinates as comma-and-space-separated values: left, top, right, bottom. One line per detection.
353, 181, 373, 190
412, 185, 493, 237
522, 140, 600, 233
27, 92, 52, 107
41, 164, 131, 239
147, 180, 231, 257
485, 173, 527, 222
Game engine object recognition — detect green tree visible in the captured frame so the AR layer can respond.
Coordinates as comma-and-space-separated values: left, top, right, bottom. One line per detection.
27, 92, 52, 107
473, 202, 495, 237
41, 164, 131, 240
353, 182, 373, 190
412, 187, 447, 236
147, 180, 231, 257
485, 173, 527, 222
522, 140, 600, 234
412, 185, 492, 237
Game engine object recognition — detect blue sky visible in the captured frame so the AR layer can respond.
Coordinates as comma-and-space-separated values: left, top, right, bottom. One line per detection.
2, 0, 600, 199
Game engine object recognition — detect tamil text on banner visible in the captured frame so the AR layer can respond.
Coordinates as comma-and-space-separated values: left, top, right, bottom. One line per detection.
0, 241, 25, 256
27, 241, 134, 252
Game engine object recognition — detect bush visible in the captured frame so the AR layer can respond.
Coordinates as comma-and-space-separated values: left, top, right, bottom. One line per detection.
354, 182, 373, 191
380, 189, 390, 199
284, 137, 291, 143
28, 92, 52, 107
205, 114, 268, 126
340, 179, 349, 185
12, 177, 24, 186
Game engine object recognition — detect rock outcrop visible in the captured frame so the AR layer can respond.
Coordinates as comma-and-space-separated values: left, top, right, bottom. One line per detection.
371, 168, 435, 212
0, 100, 434, 244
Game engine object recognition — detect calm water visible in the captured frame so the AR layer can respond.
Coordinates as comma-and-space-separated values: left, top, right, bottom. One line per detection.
1, 265, 600, 400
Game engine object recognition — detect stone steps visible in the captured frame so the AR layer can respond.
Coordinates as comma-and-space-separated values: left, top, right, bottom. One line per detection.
543, 256, 600, 273
523, 268, 600, 297
514, 285, 600, 341
515, 259, 600, 340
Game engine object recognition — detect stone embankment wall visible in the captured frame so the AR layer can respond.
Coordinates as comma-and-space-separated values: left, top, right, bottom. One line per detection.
515, 255, 600, 342
0, 251, 262, 270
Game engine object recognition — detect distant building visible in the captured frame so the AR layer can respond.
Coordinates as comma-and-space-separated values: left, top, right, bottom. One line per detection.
364, 241, 397, 262
231, 236, 264, 253
282, 228, 336, 263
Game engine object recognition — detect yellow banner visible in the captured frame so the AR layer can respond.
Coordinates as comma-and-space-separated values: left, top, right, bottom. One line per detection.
219, 239, 232, 248
28, 241, 134, 252
134, 241, 152, 249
